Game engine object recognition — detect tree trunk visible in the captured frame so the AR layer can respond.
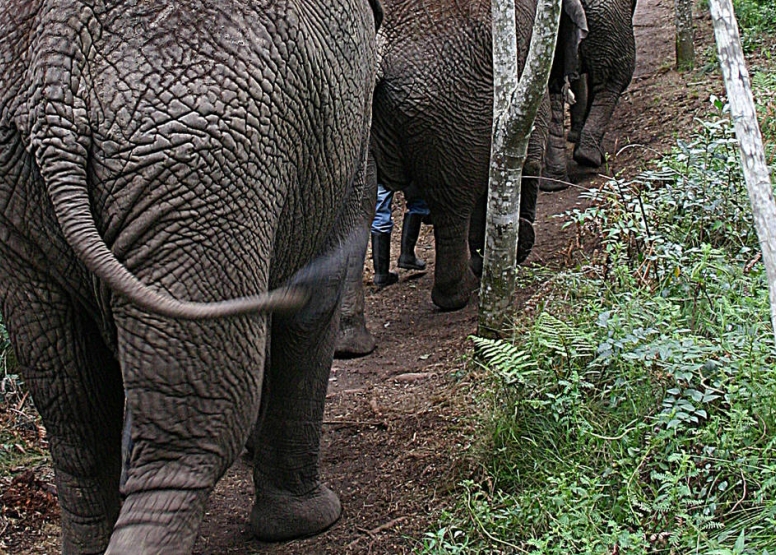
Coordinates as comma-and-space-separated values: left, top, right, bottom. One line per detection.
709, 0, 776, 346
478, 0, 561, 337
675, 0, 695, 70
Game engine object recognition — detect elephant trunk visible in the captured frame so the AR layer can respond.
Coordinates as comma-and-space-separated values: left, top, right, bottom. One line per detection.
47, 177, 308, 320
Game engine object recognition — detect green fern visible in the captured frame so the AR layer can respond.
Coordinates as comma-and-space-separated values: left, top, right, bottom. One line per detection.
470, 335, 537, 386
534, 312, 595, 361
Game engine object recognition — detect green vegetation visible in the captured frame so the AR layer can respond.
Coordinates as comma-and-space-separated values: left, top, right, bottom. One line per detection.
0, 322, 47, 475
733, 0, 776, 35
751, 70, 776, 152
698, 0, 776, 54
732, 0, 776, 53
420, 106, 776, 552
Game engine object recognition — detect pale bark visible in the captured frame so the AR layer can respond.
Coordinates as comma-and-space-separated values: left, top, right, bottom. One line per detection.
478, 0, 561, 337
709, 0, 776, 346
675, 0, 695, 70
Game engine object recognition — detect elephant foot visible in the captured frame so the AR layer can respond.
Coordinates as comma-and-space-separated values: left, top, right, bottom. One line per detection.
107, 489, 207, 555
573, 141, 604, 168
251, 484, 341, 542
334, 320, 376, 359
517, 218, 536, 265
431, 269, 479, 311
540, 164, 570, 192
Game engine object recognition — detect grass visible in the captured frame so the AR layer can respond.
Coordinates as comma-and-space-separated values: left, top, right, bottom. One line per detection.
419, 77, 776, 555
0, 327, 48, 476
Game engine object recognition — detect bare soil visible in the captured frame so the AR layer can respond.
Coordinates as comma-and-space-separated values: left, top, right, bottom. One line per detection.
1, 0, 730, 552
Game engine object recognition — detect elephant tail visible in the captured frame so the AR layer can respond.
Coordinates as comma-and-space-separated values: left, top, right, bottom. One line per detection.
47, 178, 308, 320
28, 12, 307, 321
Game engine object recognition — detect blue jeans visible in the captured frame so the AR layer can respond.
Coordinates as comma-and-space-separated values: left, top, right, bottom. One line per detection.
371, 184, 429, 234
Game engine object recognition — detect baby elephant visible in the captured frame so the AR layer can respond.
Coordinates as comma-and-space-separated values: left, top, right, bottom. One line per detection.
544, 0, 638, 186
0, 0, 380, 553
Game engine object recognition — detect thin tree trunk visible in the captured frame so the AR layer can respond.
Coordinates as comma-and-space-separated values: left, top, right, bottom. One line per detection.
478, 0, 561, 337
709, 0, 776, 346
675, 0, 695, 70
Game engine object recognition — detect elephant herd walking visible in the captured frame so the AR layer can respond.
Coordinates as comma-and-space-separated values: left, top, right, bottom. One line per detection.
0, 0, 635, 553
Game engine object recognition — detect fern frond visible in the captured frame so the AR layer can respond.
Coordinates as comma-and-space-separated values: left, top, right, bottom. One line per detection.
534, 312, 595, 360
470, 335, 537, 385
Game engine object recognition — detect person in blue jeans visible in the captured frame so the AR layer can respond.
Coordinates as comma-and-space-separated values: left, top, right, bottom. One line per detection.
371, 183, 430, 287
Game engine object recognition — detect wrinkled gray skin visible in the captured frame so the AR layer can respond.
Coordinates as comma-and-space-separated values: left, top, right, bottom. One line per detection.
335, 158, 378, 357
545, 0, 637, 180
371, 0, 550, 312
334, 0, 587, 357
0, 1, 379, 553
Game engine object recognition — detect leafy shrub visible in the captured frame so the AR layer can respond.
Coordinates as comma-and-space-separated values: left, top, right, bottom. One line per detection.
420, 107, 776, 553
733, 0, 776, 35
751, 71, 776, 149
731, 0, 776, 53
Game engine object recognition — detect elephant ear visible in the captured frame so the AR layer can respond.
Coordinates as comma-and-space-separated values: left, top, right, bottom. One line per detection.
368, 0, 383, 31
559, 0, 588, 82
562, 0, 588, 38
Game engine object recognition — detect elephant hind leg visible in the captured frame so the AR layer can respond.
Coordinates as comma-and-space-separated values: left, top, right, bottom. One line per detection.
250, 257, 344, 541
2, 268, 124, 554
111, 307, 268, 553
573, 87, 622, 168
431, 210, 479, 311
543, 90, 571, 189
568, 75, 589, 144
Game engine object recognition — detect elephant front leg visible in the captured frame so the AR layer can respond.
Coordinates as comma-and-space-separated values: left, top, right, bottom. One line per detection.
2, 272, 124, 555
334, 220, 375, 358
573, 87, 622, 168
335, 151, 377, 359
568, 76, 589, 144
516, 103, 544, 263
431, 213, 479, 311
468, 194, 487, 277
250, 266, 343, 541
543, 90, 570, 189
517, 174, 539, 265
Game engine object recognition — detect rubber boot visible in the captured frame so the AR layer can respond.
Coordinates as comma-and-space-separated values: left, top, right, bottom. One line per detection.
371, 232, 398, 288
398, 213, 426, 270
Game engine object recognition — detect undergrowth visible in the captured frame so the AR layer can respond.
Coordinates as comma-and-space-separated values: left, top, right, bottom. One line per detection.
732, 0, 776, 54
0, 324, 47, 476
420, 106, 776, 553
0, 259, 45, 476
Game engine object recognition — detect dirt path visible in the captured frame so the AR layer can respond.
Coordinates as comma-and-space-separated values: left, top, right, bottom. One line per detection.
192, 1, 725, 553
3, 0, 726, 553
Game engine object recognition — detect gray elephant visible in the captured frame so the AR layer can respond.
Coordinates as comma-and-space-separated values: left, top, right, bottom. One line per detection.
0, 0, 380, 553
335, 0, 587, 357
544, 0, 637, 185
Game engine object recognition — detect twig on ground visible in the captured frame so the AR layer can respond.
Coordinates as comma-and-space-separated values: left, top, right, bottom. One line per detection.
727, 468, 748, 517
744, 251, 762, 273
346, 516, 408, 549
321, 419, 384, 427
15, 391, 29, 411
391, 372, 434, 383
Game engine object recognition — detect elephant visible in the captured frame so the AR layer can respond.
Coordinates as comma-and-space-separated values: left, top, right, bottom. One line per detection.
334, 0, 587, 357
544, 0, 637, 185
0, 0, 380, 553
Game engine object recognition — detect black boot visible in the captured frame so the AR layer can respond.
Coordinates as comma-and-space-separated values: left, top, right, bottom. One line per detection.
371, 232, 398, 288
398, 213, 426, 270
